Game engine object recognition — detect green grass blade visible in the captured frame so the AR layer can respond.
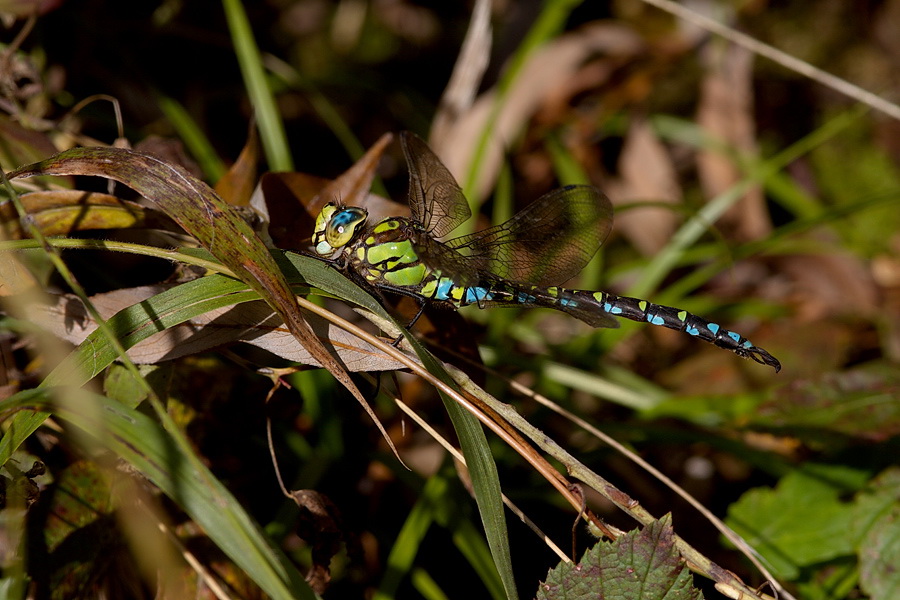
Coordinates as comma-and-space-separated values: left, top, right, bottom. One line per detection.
375, 469, 506, 600
374, 473, 446, 599
411, 568, 451, 600
450, 519, 507, 599
542, 361, 665, 411
438, 402, 516, 599
632, 104, 870, 299
1, 388, 317, 599
221, 0, 293, 171
157, 94, 227, 182
545, 131, 604, 291
265, 57, 368, 164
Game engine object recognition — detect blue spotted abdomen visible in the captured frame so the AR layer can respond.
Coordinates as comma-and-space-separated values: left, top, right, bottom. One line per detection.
559, 289, 780, 370
458, 285, 780, 371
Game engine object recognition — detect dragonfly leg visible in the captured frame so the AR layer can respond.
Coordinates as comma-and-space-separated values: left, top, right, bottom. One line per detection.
389, 300, 427, 348
405, 301, 428, 330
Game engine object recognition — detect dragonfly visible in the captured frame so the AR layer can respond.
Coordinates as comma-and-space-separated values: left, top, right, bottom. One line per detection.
311, 132, 781, 372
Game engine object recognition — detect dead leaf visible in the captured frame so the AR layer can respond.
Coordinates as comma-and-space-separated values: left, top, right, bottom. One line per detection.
0, 0, 62, 17
307, 132, 393, 215
433, 22, 645, 200
605, 118, 681, 256
215, 120, 260, 207
133, 135, 204, 180
0, 251, 37, 295
696, 42, 772, 241
431, 0, 491, 141
0, 114, 69, 177
289, 490, 347, 593
781, 249, 878, 321
251, 134, 407, 252
27, 285, 406, 371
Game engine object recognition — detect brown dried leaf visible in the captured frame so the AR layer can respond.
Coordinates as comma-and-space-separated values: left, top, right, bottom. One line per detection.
28, 286, 405, 371
252, 134, 406, 251
0, 0, 62, 17
0, 251, 37, 295
289, 490, 347, 593
781, 250, 878, 321
0, 114, 67, 176
696, 42, 771, 240
133, 135, 203, 180
215, 121, 260, 207
605, 118, 681, 256
434, 22, 645, 199
431, 0, 491, 141
307, 132, 393, 215
253, 171, 327, 250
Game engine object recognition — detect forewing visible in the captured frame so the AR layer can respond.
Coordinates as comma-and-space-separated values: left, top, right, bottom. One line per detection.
401, 132, 471, 238
408, 229, 483, 287
445, 185, 613, 286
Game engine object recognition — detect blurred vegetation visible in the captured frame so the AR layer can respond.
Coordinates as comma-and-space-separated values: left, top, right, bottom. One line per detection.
1, 1, 899, 599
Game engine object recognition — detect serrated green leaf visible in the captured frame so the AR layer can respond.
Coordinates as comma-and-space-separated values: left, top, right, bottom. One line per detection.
222, 0, 293, 171
537, 514, 702, 600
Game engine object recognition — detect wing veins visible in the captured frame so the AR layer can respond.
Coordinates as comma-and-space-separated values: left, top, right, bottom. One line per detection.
445, 186, 613, 286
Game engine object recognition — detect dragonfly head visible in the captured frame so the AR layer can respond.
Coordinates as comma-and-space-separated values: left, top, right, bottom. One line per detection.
313, 202, 369, 255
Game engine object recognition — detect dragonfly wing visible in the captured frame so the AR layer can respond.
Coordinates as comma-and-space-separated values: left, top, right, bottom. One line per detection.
401, 132, 472, 238
411, 230, 484, 287
446, 185, 613, 286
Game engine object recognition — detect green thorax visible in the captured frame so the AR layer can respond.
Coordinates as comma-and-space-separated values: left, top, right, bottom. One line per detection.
347, 217, 431, 287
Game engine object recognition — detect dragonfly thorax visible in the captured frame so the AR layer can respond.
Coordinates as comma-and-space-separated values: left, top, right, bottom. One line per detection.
313, 203, 368, 255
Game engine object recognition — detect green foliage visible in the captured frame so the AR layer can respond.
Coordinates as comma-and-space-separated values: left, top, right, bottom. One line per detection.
726, 466, 900, 600
726, 467, 859, 580
854, 469, 900, 600
537, 516, 702, 600
3, 388, 318, 599
1, 0, 899, 598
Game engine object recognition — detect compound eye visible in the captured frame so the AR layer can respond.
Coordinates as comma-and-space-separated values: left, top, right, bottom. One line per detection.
325, 206, 367, 248
313, 203, 339, 255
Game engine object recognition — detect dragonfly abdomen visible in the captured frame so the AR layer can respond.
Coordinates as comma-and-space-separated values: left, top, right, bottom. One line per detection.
471, 284, 780, 371
581, 290, 781, 371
